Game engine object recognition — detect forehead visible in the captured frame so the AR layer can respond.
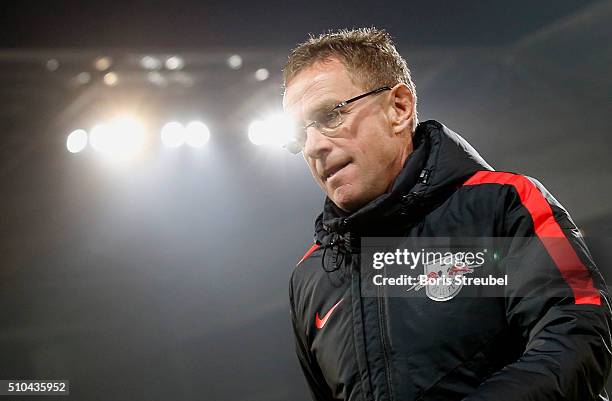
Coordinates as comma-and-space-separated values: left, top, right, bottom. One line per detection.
283, 58, 361, 119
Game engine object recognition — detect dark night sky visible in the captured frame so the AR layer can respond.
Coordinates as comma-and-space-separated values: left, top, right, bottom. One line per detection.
0, 0, 600, 49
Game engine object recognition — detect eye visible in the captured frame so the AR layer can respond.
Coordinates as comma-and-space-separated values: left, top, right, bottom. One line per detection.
320, 110, 341, 128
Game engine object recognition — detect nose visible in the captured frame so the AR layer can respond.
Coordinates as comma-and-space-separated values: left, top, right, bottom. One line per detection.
303, 128, 333, 160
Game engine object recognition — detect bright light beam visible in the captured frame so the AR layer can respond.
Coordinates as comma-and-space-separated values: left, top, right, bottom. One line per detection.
248, 113, 297, 151
89, 117, 146, 162
66, 129, 88, 153
161, 121, 185, 148
266, 114, 297, 147
248, 120, 267, 146
90, 123, 112, 152
185, 121, 210, 148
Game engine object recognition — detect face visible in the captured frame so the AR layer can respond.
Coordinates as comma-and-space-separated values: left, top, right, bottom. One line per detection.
283, 58, 413, 212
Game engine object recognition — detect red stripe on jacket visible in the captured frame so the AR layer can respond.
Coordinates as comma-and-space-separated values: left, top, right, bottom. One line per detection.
463, 171, 600, 305
297, 243, 320, 266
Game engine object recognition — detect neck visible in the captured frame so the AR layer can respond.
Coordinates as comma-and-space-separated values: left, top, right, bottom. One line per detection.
385, 136, 414, 193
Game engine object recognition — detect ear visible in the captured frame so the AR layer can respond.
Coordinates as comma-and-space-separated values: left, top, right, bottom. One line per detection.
388, 83, 414, 135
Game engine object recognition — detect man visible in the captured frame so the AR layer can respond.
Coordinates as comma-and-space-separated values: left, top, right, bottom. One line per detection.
283, 28, 611, 401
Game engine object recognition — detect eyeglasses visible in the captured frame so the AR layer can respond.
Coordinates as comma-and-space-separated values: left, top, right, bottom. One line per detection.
286, 86, 392, 154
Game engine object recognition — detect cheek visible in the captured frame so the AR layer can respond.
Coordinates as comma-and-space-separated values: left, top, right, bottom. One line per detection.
306, 160, 324, 186
355, 142, 398, 182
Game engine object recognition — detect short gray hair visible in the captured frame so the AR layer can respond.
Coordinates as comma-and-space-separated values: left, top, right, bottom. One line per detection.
283, 27, 418, 132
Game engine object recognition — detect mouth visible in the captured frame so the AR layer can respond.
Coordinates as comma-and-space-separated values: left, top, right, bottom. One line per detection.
323, 161, 351, 181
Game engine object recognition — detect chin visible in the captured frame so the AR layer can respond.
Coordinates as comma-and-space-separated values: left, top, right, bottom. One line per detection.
330, 195, 350, 212
331, 190, 363, 213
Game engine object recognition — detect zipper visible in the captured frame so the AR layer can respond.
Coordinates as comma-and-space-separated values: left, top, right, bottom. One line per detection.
350, 241, 375, 401
377, 285, 394, 401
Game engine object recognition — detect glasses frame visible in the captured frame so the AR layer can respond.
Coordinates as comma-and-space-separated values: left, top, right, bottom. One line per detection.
287, 86, 392, 154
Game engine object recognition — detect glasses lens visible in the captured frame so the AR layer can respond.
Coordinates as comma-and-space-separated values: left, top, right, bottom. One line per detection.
287, 110, 343, 154
320, 109, 343, 132
285, 125, 306, 154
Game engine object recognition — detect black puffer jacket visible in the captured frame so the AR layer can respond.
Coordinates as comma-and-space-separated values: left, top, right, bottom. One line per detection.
289, 120, 611, 401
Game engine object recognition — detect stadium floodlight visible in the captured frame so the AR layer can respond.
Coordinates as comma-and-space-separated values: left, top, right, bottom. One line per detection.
266, 113, 297, 147
46, 59, 59, 71
185, 121, 210, 148
66, 129, 88, 153
248, 113, 297, 150
147, 71, 167, 87
161, 121, 185, 148
114, 117, 146, 159
76, 72, 91, 84
94, 57, 112, 71
254, 68, 269, 81
89, 117, 146, 161
165, 56, 184, 71
227, 54, 242, 70
140, 55, 162, 70
90, 123, 112, 152
103, 72, 118, 86
248, 120, 267, 146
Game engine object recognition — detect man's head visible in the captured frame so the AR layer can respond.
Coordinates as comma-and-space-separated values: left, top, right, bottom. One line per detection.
283, 28, 418, 213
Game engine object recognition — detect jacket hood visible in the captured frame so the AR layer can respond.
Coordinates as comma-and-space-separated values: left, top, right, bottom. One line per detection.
314, 120, 493, 246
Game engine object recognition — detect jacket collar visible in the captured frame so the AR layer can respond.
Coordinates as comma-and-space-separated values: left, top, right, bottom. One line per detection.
314, 120, 493, 245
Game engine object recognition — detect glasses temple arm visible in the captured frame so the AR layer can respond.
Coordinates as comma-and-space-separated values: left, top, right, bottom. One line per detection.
332, 86, 392, 110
